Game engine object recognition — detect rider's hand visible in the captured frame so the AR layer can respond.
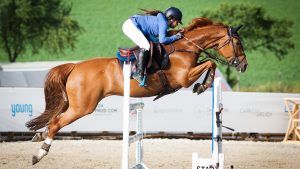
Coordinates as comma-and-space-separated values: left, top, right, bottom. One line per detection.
176, 32, 183, 39
176, 29, 185, 39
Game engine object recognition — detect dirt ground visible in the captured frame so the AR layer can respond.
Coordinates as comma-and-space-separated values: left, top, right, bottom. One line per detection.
0, 139, 300, 169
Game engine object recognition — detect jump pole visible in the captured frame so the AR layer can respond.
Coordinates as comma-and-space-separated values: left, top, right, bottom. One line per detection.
122, 62, 131, 169
192, 77, 224, 169
122, 62, 148, 169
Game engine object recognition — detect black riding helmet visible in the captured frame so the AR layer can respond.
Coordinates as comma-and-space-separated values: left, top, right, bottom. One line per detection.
165, 7, 183, 24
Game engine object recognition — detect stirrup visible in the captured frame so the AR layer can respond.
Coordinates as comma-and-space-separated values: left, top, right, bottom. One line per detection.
139, 75, 147, 87
133, 74, 143, 84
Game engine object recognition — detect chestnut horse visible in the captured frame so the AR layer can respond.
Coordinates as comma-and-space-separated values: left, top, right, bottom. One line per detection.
26, 18, 248, 165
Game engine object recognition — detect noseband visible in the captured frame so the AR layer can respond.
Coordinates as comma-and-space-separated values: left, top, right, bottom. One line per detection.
219, 27, 246, 67
175, 27, 245, 68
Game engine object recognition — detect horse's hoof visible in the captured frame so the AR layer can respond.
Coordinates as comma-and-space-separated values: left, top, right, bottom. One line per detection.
32, 155, 39, 165
196, 84, 206, 95
193, 83, 200, 93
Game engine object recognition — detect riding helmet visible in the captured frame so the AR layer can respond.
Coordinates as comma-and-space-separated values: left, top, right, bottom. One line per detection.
165, 7, 183, 24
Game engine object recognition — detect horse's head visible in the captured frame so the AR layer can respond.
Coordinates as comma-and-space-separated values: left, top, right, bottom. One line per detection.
174, 18, 248, 72
215, 25, 248, 72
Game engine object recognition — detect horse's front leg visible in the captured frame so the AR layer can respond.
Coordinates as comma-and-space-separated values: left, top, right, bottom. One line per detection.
186, 60, 216, 94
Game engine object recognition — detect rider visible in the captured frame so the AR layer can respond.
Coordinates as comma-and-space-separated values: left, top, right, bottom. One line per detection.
122, 7, 184, 86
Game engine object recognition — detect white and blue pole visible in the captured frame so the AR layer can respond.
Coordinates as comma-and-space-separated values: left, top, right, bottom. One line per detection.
122, 62, 131, 169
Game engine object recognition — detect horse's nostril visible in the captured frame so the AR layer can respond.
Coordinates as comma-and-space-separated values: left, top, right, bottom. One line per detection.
244, 64, 248, 70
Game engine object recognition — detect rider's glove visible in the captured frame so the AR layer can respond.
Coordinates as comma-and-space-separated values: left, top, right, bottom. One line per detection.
176, 32, 183, 39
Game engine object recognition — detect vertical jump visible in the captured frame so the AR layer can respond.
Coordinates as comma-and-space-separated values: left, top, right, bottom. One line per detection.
192, 77, 225, 169
122, 62, 148, 169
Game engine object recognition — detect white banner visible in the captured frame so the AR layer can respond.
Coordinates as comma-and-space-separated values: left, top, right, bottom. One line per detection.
0, 87, 299, 133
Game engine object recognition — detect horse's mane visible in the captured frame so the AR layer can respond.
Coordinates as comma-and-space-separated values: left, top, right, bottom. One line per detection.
168, 17, 226, 35
185, 18, 225, 32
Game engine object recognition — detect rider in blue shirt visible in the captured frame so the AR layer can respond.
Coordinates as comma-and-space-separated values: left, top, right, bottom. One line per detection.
122, 7, 183, 86
131, 12, 179, 44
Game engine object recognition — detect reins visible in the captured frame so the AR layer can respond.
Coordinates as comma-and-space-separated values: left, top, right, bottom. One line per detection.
178, 35, 232, 66
174, 28, 245, 67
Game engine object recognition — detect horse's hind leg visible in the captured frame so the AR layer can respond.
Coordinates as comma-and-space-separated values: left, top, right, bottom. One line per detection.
31, 61, 110, 165
32, 88, 103, 165
31, 129, 48, 142
32, 107, 90, 165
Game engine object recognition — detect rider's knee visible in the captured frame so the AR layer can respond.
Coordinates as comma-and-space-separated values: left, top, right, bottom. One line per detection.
140, 43, 150, 51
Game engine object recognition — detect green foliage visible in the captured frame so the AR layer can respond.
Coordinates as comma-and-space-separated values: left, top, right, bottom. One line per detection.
240, 81, 300, 93
200, 4, 296, 88
201, 4, 294, 60
0, 0, 83, 62
0, 0, 298, 92
225, 66, 238, 87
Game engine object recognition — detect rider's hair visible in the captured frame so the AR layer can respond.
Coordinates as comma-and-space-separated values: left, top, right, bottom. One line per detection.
139, 8, 162, 16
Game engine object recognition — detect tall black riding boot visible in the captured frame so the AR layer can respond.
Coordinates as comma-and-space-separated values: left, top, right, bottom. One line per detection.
133, 48, 149, 85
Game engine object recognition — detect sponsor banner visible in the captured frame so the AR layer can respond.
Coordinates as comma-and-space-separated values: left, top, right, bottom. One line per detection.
0, 88, 45, 131
0, 88, 299, 133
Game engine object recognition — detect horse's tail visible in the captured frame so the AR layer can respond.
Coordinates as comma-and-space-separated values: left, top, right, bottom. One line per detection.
25, 63, 75, 131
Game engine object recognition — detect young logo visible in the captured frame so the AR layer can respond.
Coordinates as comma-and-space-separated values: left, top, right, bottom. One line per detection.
11, 104, 33, 117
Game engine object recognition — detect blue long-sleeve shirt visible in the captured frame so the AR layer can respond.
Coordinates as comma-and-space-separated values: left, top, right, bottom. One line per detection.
131, 13, 178, 44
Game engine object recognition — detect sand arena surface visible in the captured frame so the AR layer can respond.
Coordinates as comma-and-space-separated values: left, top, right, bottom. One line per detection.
0, 139, 300, 169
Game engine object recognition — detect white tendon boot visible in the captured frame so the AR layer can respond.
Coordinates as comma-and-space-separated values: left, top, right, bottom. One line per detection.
32, 137, 53, 165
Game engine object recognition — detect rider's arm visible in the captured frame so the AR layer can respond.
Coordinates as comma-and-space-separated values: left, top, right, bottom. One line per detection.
157, 13, 178, 44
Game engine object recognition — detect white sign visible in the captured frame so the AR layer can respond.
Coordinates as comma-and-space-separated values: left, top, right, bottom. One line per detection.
0, 87, 299, 133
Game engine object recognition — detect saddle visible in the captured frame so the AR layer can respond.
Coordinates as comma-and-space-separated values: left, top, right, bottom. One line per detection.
116, 42, 176, 100
117, 42, 171, 74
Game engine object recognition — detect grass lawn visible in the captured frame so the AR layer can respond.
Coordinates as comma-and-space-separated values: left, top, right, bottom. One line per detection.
0, 0, 299, 92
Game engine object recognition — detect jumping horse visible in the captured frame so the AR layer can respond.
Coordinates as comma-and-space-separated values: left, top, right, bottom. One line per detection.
26, 18, 248, 165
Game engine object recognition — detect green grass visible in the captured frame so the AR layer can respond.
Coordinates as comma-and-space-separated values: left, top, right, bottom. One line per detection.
0, 0, 299, 92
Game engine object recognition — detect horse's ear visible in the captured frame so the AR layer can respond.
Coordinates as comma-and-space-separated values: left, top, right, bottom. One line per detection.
231, 25, 243, 34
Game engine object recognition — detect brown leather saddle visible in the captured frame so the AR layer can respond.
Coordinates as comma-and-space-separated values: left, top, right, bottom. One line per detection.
117, 42, 172, 74
117, 42, 176, 100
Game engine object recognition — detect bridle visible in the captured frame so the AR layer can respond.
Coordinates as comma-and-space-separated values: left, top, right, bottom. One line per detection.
175, 27, 246, 68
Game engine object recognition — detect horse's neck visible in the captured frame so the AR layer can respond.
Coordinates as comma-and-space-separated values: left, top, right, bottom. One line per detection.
159, 26, 226, 68
179, 26, 226, 50
163, 26, 226, 68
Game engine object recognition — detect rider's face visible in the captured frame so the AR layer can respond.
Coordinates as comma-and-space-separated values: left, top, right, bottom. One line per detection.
169, 19, 179, 29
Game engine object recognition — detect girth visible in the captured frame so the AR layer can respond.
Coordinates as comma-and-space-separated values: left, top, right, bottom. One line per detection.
153, 70, 178, 101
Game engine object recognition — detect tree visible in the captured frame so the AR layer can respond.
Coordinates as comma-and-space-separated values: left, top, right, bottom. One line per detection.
200, 4, 294, 87
0, 0, 83, 62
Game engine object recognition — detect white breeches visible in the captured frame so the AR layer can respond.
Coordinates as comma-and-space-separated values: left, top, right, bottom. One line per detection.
122, 19, 150, 51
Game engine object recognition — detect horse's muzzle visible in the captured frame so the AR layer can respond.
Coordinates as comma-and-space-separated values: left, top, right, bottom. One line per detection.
237, 62, 248, 73
243, 64, 248, 71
